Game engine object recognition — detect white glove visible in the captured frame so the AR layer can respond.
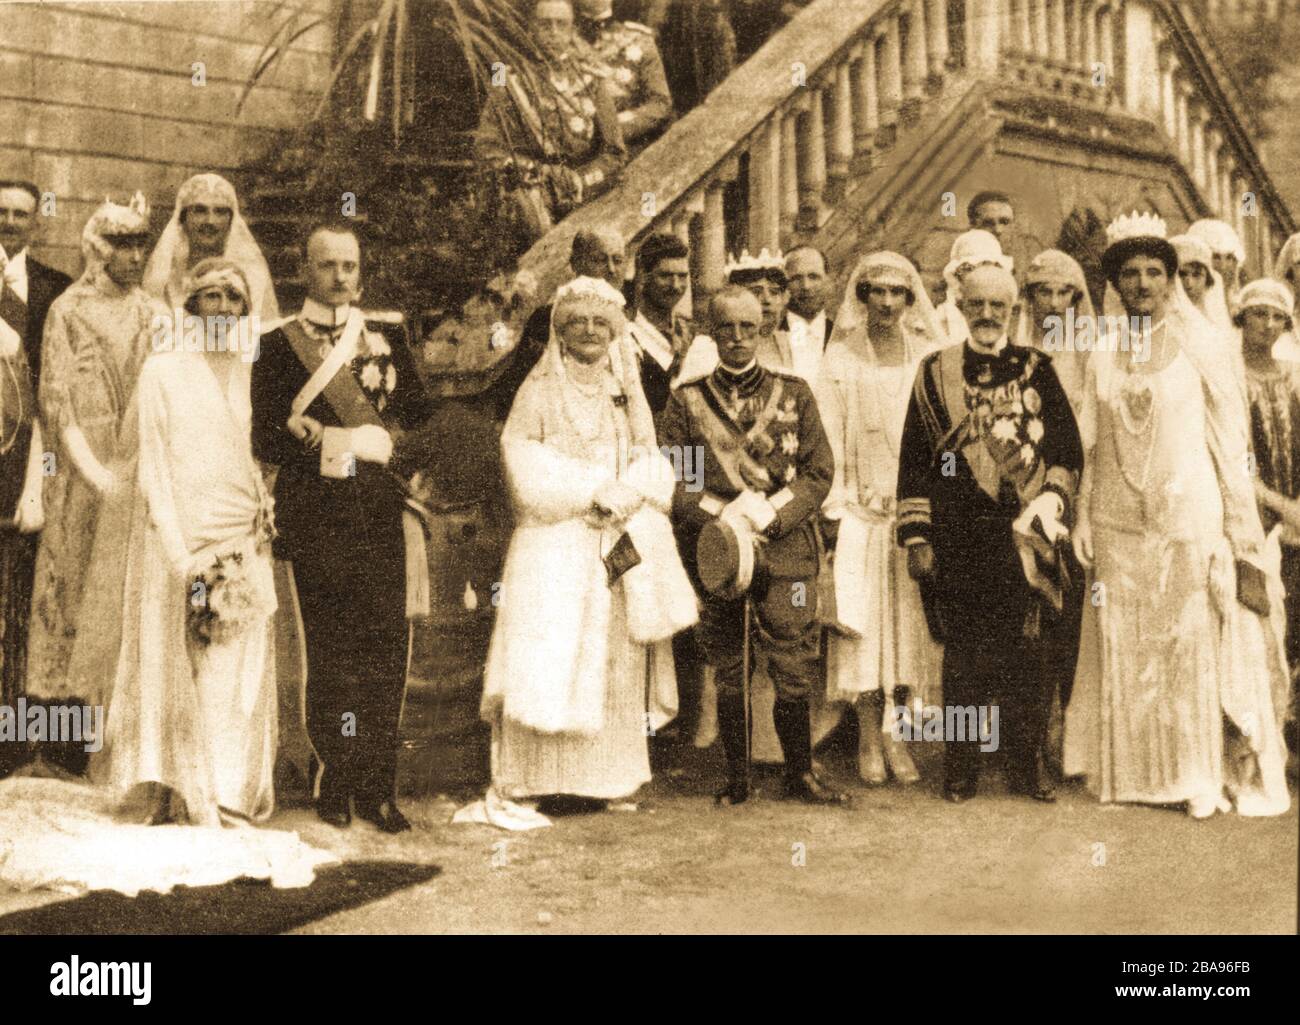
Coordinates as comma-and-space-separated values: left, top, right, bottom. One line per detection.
321, 424, 392, 477
740, 491, 777, 532
721, 490, 776, 533
350, 424, 393, 465
1015, 491, 1068, 545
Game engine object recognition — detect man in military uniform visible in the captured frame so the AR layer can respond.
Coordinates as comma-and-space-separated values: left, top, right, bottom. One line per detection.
896, 265, 1082, 805
251, 221, 433, 833
661, 286, 849, 807
575, 0, 673, 148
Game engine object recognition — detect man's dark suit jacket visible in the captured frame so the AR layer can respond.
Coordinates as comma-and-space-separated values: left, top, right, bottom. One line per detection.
24, 255, 73, 382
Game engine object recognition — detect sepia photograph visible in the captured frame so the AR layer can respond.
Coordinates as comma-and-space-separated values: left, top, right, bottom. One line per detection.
0, 0, 1295, 984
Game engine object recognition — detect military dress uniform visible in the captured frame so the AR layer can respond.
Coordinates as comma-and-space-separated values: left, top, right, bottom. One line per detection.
578, 16, 673, 147
660, 360, 847, 803
251, 300, 432, 830
896, 340, 1082, 802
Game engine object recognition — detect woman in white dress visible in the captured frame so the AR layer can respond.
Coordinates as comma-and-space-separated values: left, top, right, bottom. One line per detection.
98, 257, 279, 825
815, 252, 944, 784
478, 276, 695, 819
0, 259, 332, 895
1065, 215, 1290, 819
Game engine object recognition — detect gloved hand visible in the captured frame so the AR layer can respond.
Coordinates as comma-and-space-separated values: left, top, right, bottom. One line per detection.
1015, 491, 1068, 545
906, 541, 935, 581
721, 490, 776, 533
350, 424, 393, 465
743, 492, 778, 533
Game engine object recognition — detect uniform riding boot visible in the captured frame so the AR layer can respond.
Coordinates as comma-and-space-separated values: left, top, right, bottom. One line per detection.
775, 699, 851, 806
714, 690, 749, 805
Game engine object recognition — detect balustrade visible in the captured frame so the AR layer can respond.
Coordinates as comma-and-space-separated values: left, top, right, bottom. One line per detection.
494, 0, 1289, 355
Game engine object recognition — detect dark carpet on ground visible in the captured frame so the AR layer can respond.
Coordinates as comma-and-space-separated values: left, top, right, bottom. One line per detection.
0, 861, 440, 935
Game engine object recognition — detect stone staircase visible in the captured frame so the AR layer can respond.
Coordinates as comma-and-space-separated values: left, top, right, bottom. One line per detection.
488, 0, 1293, 361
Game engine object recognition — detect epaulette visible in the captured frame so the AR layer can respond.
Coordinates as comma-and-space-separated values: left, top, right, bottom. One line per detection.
621, 21, 654, 35
768, 367, 810, 388
362, 308, 405, 325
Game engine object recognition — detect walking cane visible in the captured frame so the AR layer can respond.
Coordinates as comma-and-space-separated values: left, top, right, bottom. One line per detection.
742, 595, 753, 793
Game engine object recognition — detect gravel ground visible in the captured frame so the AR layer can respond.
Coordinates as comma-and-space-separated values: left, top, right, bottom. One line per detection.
3, 742, 1294, 934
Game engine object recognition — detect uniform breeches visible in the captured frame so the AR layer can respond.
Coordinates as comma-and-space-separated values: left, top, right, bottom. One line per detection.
699, 575, 820, 701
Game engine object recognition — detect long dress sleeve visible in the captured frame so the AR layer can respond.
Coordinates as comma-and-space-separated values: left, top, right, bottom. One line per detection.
135, 364, 190, 573
36, 298, 73, 436
813, 349, 850, 521
501, 375, 608, 524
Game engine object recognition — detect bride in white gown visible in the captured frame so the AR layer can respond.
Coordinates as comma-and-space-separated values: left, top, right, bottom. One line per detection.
0, 259, 335, 895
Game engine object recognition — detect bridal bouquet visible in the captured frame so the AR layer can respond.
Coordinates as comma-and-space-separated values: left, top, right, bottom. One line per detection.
187, 544, 276, 648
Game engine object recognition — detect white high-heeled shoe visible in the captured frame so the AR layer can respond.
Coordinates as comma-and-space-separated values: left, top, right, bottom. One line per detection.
1187, 792, 1221, 819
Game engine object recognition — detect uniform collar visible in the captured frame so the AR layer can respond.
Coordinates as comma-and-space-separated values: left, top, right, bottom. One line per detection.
300, 297, 351, 330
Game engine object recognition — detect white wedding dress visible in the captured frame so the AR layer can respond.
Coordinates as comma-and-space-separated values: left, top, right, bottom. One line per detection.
0, 350, 335, 897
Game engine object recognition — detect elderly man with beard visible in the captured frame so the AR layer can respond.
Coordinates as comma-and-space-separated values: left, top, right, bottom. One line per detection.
897, 264, 1082, 804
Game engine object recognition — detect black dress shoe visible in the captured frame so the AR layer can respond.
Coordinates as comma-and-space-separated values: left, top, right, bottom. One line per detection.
316, 794, 351, 828
1015, 779, 1057, 803
714, 779, 750, 806
783, 770, 852, 806
943, 786, 974, 804
356, 800, 411, 834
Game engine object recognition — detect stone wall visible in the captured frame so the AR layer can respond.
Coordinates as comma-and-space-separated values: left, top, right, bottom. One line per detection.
0, 0, 337, 275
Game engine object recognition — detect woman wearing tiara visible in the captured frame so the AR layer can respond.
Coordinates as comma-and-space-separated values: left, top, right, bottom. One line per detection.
815, 252, 943, 785
1065, 213, 1290, 818
476, 276, 695, 823
0, 258, 334, 896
